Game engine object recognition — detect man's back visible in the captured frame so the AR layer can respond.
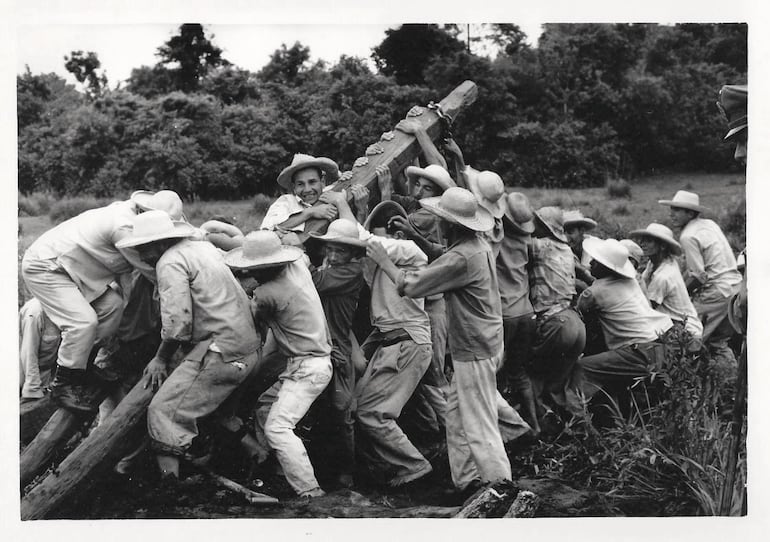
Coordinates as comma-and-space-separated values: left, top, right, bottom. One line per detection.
680, 217, 741, 299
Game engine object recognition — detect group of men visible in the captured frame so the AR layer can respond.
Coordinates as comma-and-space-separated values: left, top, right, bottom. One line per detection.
19, 84, 747, 503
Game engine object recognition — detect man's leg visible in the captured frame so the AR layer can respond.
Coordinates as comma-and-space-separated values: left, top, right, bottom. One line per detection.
354, 341, 433, 486
263, 356, 332, 496
501, 315, 539, 433
445, 374, 480, 489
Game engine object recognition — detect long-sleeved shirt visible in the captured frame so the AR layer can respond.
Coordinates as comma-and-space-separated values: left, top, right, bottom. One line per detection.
528, 237, 576, 317
577, 276, 673, 350
679, 217, 741, 301
312, 261, 364, 360
497, 220, 534, 319
641, 258, 703, 338
19, 298, 60, 396
23, 201, 150, 301
157, 239, 260, 361
251, 260, 332, 360
260, 194, 311, 232
399, 235, 503, 362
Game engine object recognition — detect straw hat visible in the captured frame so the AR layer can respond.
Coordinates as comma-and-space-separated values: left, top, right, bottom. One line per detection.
619, 239, 644, 264
718, 84, 747, 140
116, 210, 196, 249
467, 168, 506, 219
405, 164, 455, 193
224, 231, 303, 270
276, 154, 340, 191
503, 192, 535, 234
582, 237, 636, 279
363, 200, 408, 232
563, 209, 597, 230
419, 187, 494, 232
658, 190, 709, 213
629, 223, 682, 255
534, 206, 568, 243
131, 190, 185, 221
308, 218, 366, 248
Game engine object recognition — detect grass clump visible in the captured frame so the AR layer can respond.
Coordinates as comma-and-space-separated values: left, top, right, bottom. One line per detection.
606, 178, 632, 199
49, 197, 109, 224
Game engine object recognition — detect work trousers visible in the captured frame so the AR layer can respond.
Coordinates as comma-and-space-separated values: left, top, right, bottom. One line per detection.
255, 355, 332, 496
148, 347, 260, 456
317, 347, 356, 476
447, 353, 512, 490
21, 257, 124, 371
354, 340, 433, 486
500, 314, 538, 429
694, 294, 738, 367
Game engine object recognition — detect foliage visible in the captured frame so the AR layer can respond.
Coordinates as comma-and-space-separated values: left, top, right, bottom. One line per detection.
48, 196, 110, 224
606, 178, 632, 199
18, 192, 56, 217
157, 24, 230, 92
64, 51, 108, 99
718, 194, 747, 252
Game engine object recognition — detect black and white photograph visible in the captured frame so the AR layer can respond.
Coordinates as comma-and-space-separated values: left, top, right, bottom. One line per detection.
4, 0, 767, 539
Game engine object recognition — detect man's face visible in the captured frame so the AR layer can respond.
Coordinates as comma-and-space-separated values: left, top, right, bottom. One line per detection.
292, 168, 324, 206
411, 177, 440, 201
136, 240, 171, 266
639, 237, 661, 258
669, 207, 694, 229
565, 225, 585, 251
324, 242, 354, 267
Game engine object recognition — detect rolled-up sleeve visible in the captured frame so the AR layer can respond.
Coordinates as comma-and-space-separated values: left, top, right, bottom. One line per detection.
399, 251, 467, 299
680, 235, 707, 284
157, 255, 194, 342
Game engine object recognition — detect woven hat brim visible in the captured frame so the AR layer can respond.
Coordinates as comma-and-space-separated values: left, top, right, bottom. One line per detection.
724, 123, 747, 140
405, 166, 455, 193
277, 158, 339, 191
582, 237, 637, 279
503, 212, 535, 234
657, 199, 709, 213
533, 212, 568, 243
307, 231, 367, 248
363, 200, 408, 231
479, 198, 506, 219
629, 229, 682, 255
224, 245, 303, 270
563, 217, 597, 230
116, 223, 197, 249
419, 197, 495, 232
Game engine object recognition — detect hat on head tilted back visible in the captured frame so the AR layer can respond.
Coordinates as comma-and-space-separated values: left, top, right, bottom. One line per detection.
658, 190, 709, 213
563, 209, 598, 231
363, 200, 409, 232
419, 187, 494, 232
534, 206, 568, 243
582, 237, 637, 279
718, 84, 747, 140
276, 154, 340, 191
131, 190, 185, 221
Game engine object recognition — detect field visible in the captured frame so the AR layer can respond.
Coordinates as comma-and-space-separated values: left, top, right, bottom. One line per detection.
17, 172, 747, 518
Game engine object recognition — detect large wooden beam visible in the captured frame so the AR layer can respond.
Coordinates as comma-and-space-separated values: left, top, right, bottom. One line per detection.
303, 80, 478, 236
20, 381, 154, 520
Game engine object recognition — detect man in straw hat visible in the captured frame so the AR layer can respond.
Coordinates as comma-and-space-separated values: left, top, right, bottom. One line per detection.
563, 209, 599, 292
630, 224, 703, 346
226, 230, 332, 498
572, 238, 673, 416
495, 192, 540, 436
351, 199, 435, 488
307, 217, 366, 488
526, 206, 586, 424
20, 189, 177, 412
115, 210, 262, 481
717, 84, 747, 166
467, 168, 507, 258
368, 187, 531, 497
659, 189, 741, 366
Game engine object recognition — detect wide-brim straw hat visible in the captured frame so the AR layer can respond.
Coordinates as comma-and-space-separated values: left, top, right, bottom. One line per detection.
225, 230, 303, 270
629, 223, 682, 255
131, 189, 185, 221
308, 218, 366, 248
718, 84, 747, 140
405, 164, 455, 193
658, 190, 709, 213
503, 192, 535, 234
276, 154, 340, 191
419, 187, 494, 232
582, 237, 637, 279
563, 209, 597, 230
534, 206, 568, 243
619, 239, 644, 264
467, 168, 506, 219
116, 210, 197, 249
363, 200, 408, 232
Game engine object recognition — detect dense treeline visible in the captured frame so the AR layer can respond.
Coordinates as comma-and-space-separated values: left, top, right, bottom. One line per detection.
17, 23, 746, 199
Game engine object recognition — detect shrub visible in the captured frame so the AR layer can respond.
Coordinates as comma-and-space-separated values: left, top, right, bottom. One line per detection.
606, 178, 632, 199
49, 197, 108, 224
611, 203, 630, 216
18, 192, 56, 217
718, 194, 746, 252
252, 193, 275, 228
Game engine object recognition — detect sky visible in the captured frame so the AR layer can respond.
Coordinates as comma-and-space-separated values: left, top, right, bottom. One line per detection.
14, 22, 546, 89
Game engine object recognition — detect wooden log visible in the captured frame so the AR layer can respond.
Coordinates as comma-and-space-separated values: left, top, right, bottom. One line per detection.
502, 490, 541, 518
393, 505, 461, 518
20, 380, 154, 520
454, 478, 520, 518
20, 396, 58, 445
303, 80, 478, 237
201, 467, 279, 505
20, 408, 91, 488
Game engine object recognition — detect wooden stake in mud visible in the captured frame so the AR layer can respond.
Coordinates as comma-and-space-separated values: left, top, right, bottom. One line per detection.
20, 381, 154, 520
301, 80, 478, 238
